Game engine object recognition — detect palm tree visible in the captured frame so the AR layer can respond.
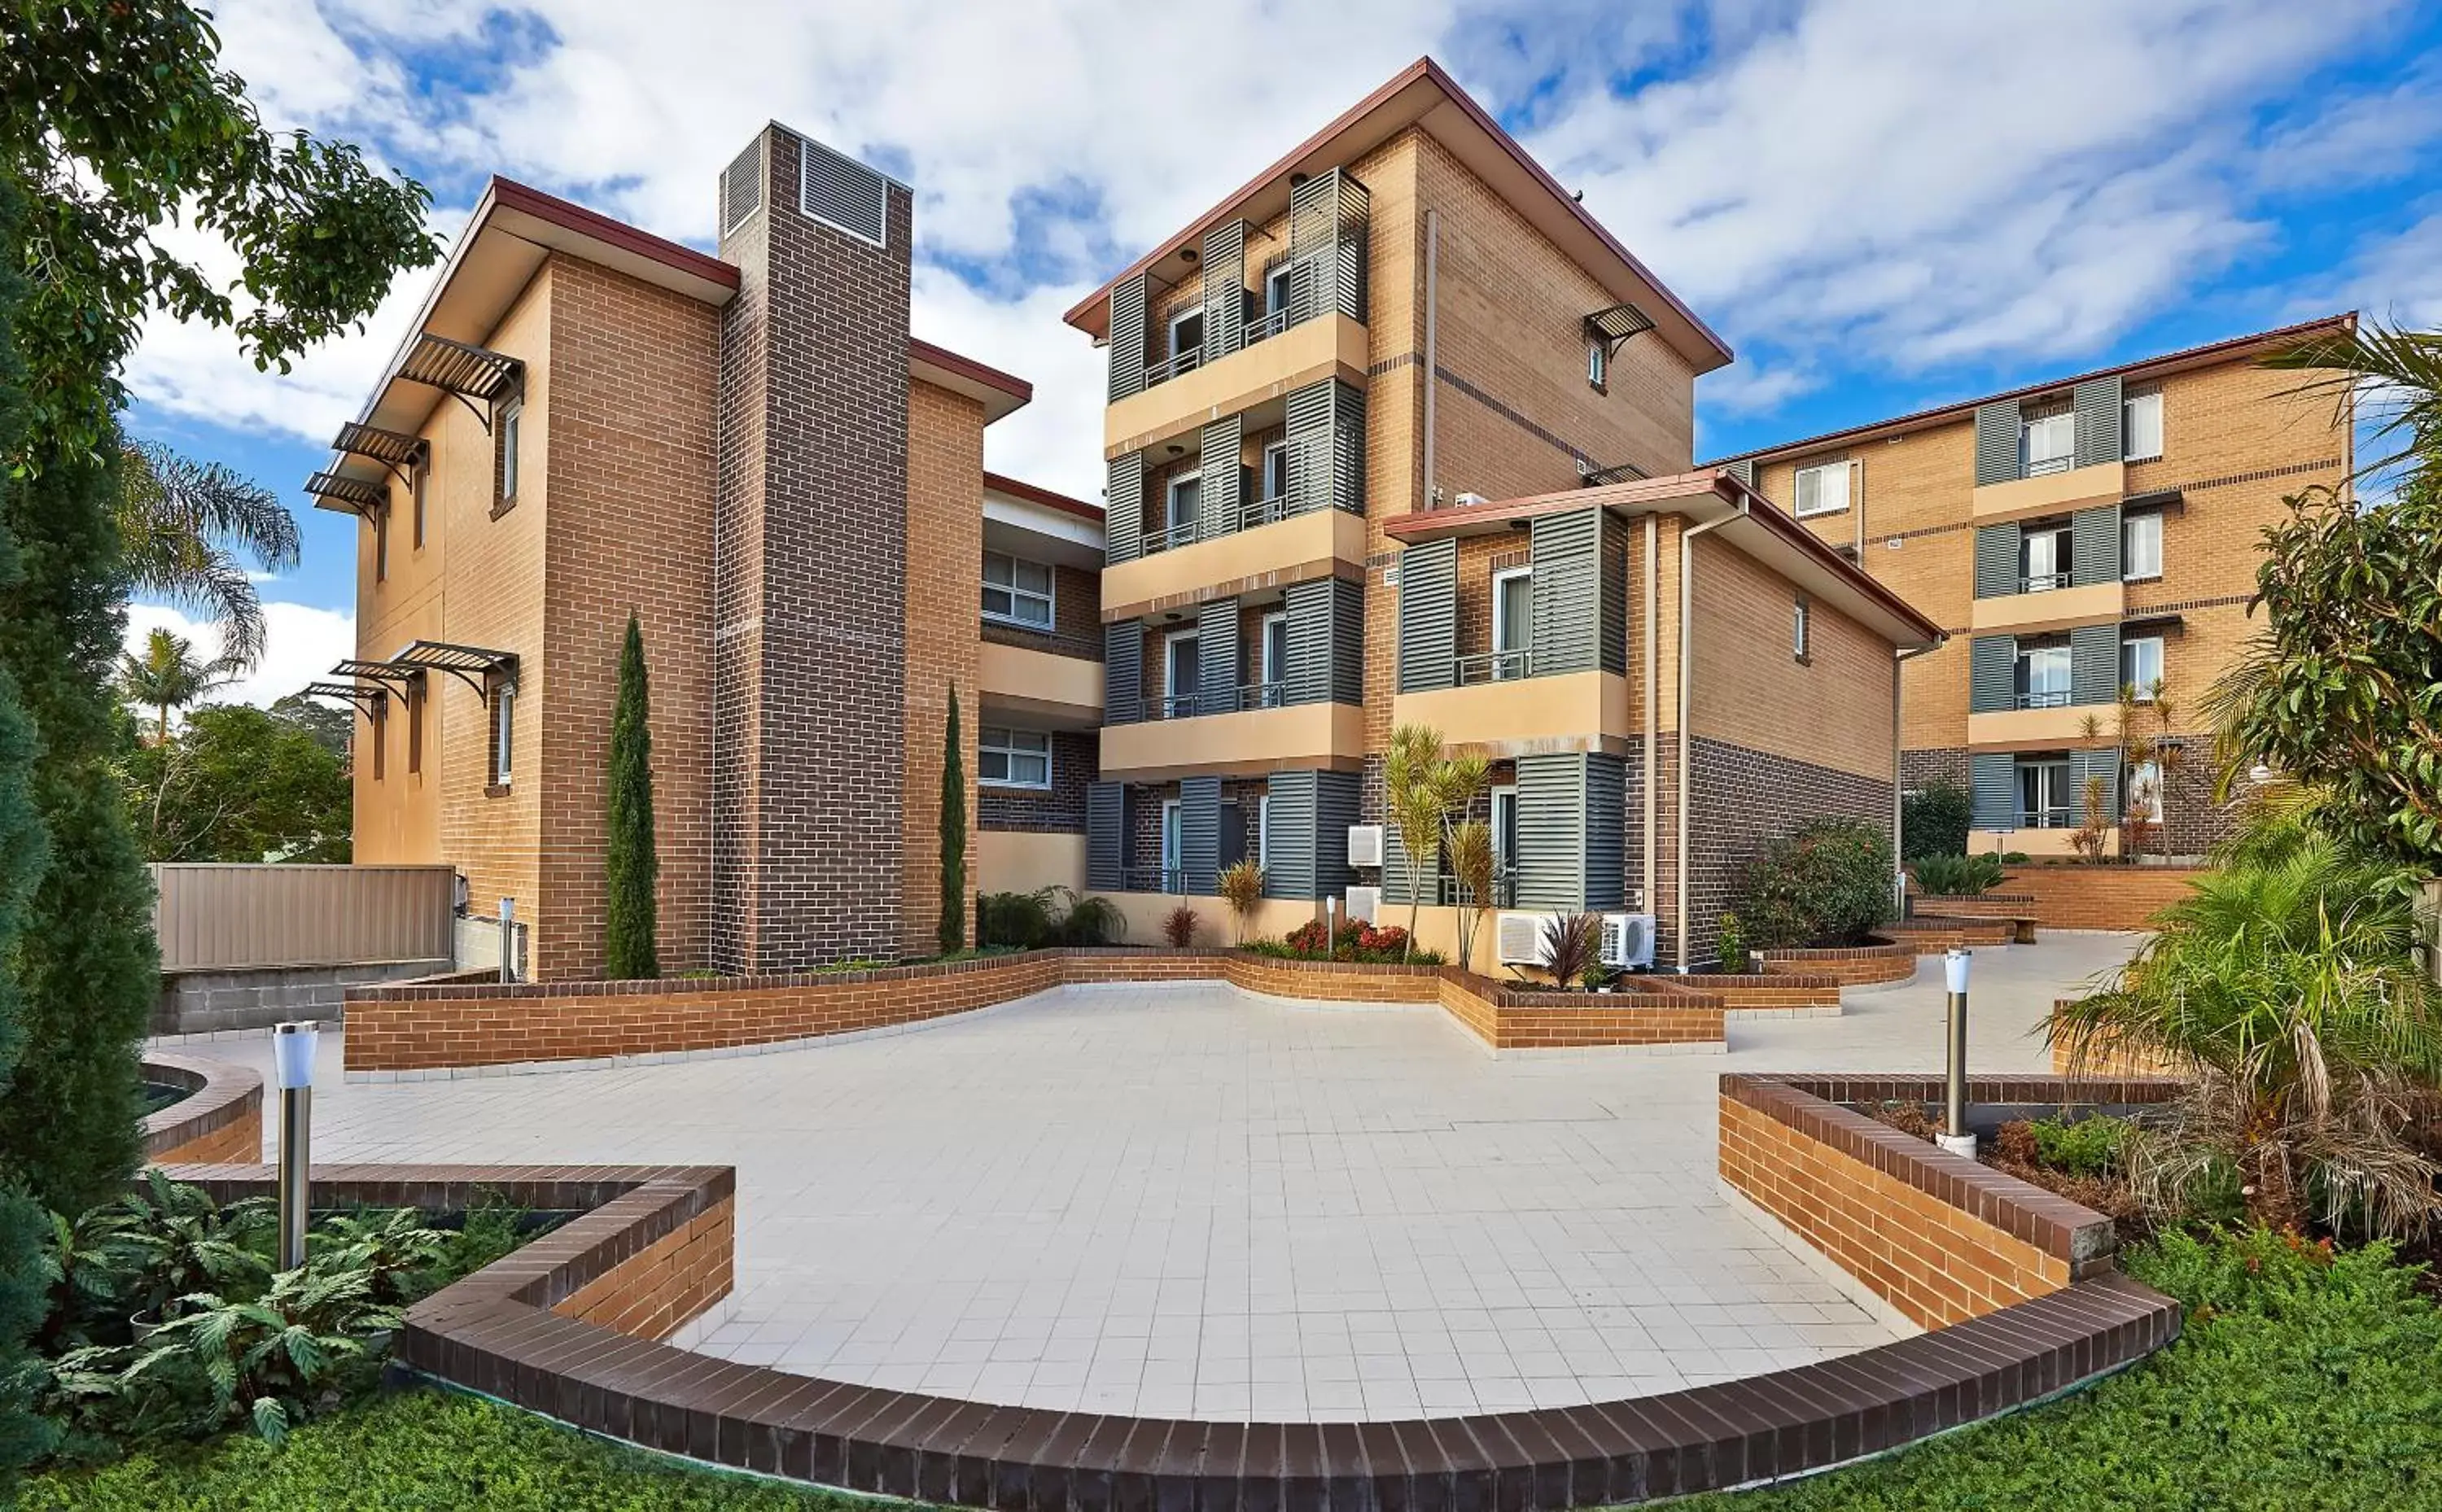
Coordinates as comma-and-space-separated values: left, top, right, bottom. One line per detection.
1382, 723, 1488, 959
119, 628, 234, 744
2260, 317, 2442, 480
113, 440, 301, 671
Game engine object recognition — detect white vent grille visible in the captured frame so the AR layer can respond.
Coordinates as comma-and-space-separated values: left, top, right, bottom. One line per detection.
1346, 824, 1383, 868
799, 137, 888, 246
1496, 911, 1556, 967
1344, 887, 1381, 924
719, 137, 764, 236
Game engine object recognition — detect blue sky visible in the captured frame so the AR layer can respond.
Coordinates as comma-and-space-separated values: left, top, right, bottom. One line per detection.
127, 0, 2442, 703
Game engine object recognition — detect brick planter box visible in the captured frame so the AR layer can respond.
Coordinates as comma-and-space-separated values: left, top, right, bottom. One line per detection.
1670, 972, 1841, 1014
1438, 972, 1726, 1054
141, 1051, 262, 1165
1998, 866, 2208, 931
1880, 914, 2024, 949
1754, 938, 1916, 986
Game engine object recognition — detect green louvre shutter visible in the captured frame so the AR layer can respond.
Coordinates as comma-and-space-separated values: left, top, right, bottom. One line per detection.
1973, 522, 2022, 599
1103, 620, 1142, 725
1514, 752, 1624, 911
1197, 597, 1239, 712
1380, 817, 1437, 906
2072, 377, 2123, 467
1284, 378, 1367, 519
1105, 452, 1144, 566
1974, 400, 2022, 485
1312, 771, 1359, 901
1969, 636, 2018, 714
1086, 783, 1127, 891
1289, 168, 1369, 325
1970, 754, 2015, 830
1179, 776, 1221, 895
2070, 623, 2120, 706
1530, 507, 1604, 676
1263, 772, 1314, 900
1284, 577, 1361, 706
1397, 538, 1457, 692
2070, 505, 2121, 587
1108, 272, 1147, 403
2071, 748, 2122, 820
1199, 219, 1245, 361
1198, 414, 1242, 541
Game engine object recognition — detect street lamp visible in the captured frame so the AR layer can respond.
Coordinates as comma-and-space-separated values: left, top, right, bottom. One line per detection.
1937, 949, 1977, 1158
272, 1020, 317, 1269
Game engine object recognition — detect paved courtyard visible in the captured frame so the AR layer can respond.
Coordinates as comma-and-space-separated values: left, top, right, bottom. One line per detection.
182, 933, 2138, 1422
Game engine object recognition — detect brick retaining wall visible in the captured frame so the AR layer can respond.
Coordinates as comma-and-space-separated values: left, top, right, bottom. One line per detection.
1441, 973, 1726, 1052
141, 1051, 263, 1165
1998, 866, 2207, 931
1755, 939, 1916, 986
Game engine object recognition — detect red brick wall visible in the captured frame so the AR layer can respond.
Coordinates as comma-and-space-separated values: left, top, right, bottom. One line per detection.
1756, 941, 1915, 985
1438, 972, 1725, 1051
2000, 867, 2203, 930
552, 1194, 734, 1341
150, 1108, 260, 1166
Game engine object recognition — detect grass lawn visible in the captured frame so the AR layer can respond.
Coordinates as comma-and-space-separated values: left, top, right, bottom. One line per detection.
22, 1232, 2438, 1512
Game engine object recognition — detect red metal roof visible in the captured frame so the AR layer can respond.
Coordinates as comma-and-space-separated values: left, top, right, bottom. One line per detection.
985, 470, 1102, 522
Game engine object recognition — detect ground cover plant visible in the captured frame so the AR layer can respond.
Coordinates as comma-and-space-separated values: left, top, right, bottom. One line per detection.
1246, 920, 1441, 965
1906, 852, 2003, 898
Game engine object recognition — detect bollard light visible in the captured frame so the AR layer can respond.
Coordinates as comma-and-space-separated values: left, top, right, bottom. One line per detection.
272, 1021, 317, 1269
498, 896, 518, 985
1937, 949, 1976, 1158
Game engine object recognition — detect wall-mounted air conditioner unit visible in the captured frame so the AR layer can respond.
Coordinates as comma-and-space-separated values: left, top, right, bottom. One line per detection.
1600, 912, 1656, 970
1455, 491, 1490, 506
1495, 911, 1559, 966
1344, 887, 1381, 924
1346, 824, 1384, 867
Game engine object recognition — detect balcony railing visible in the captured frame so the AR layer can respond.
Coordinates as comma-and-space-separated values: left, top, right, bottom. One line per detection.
2019, 570, 2069, 593
2015, 688, 2072, 710
1140, 517, 1203, 557
1453, 649, 1534, 685
2017, 806, 2073, 830
1430, 869, 1517, 908
2023, 453, 2075, 479
1241, 305, 1293, 346
1140, 680, 1298, 722
1143, 344, 1204, 390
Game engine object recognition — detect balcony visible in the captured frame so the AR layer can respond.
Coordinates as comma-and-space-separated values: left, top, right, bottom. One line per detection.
1967, 701, 2112, 750
977, 640, 1102, 728
1103, 505, 1367, 619
1098, 695, 1365, 783
1105, 312, 1370, 460
1972, 459, 2125, 524
1392, 668, 1631, 757
1968, 578, 2125, 636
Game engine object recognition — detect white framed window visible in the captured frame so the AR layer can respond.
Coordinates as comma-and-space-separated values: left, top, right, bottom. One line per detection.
1260, 610, 1289, 705
2120, 635, 2164, 700
1263, 440, 1289, 501
1167, 304, 1203, 360
979, 725, 1053, 789
2017, 756, 2072, 828
2022, 523, 2072, 591
1161, 798, 1184, 891
2126, 760, 2164, 823
411, 457, 428, 548
1792, 595, 1812, 662
1492, 566, 1533, 679
2124, 389, 2164, 461
2122, 510, 2163, 580
1793, 460, 1850, 517
2016, 642, 2072, 708
1586, 339, 1608, 391
1490, 784, 1517, 870
488, 677, 516, 790
982, 551, 1055, 628
2022, 410, 2075, 476
497, 399, 523, 504
1163, 627, 1201, 714
1165, 471, 1201, 537
1265, 264, 1293, 315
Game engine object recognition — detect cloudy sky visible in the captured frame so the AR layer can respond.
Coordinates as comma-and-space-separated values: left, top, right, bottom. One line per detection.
126, 0, 2442, 703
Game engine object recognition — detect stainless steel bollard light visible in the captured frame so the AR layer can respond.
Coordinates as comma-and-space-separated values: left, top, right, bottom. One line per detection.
1937, 949, 1976, 1158
499, 895, 518, 984
272, 1020, 317, 1269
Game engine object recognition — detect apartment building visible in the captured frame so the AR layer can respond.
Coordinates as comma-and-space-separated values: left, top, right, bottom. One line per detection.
308, 141, 1104, 981
1068, 58, 1941, 968
1712, 316, 2354, 860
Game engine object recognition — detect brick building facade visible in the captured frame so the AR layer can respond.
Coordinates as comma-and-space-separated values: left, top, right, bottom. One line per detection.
316, 149, 1102, 981
1067, 59, 1941, 968
1712, 317, 2354, 863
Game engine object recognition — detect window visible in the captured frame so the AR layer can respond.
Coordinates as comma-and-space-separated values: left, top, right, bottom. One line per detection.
1265, 264, 1293, 316
2124, 389, 2164, 461
2120, 635, 2164, 701
368, 693, 387, 781
2126, 760, 2164, 823
1262, 440, 1289, 502
488, 676, 515, 792
979, 726, 1053, 789
406, 675, 424, 776
1792, 595, 1812, 663
1586, 339, 1608, 391
2015, 640, 2072, 708
1163, 629, 1201, 717
411, 457, 428, 549
2021, 522, 2072, 591
2016, 756, 2072, 828
1492, 567, 1534, 679
1165, 471, 1201, 542
1160, 799, 1184, 892
982, 552, 1055, 628
1260, 610, 1288, 706
497, 399, 523, 508
1167, 305, 1203, 361
374, 504, 389, 583
2022, 410, 2075, 476
2122, 510, 2163, 580
1793, 460, 1849, 518
1258, 793, 1272, 869
1490, 784, 1517, 872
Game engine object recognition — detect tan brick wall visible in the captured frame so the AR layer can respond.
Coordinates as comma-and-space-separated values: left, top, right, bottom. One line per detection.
1688, 532, 1893, 783
903, 379, 987, 956
1756, 941, 1916, 985
534, 255, 722, 980
1719, 1095, 2069, 1328
148, 1108, 260, 1166
2000, 865, 2203, 930
551, 1195, 735, 1342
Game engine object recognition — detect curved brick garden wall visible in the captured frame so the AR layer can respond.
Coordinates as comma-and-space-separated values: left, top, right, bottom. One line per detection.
1756, 938, 1918, 986
141, 1051, 262, 1165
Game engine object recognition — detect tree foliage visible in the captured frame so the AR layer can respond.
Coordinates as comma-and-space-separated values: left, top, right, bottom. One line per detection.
1731, 817, 1896, 950
112, 441, 299, 670
116, 703, 349, 863
1381, 723, 1487, 961
603, 615, 658, 980
1899, 779, 1972, 861
116, 627, 232, 745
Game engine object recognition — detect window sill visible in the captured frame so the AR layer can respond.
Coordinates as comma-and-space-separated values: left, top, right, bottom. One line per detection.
979, 781, 1054, 793
490, 496, 518, 522
1792, 507, 1849, 520
981, 613, 1056, 633
485, 782, 512, 798
2123, 574, 2162, 585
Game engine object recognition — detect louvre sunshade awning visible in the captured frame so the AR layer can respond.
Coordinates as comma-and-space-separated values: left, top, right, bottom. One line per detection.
330, 658, 419, 685
331, 421, 427, 477
1579, 459, 1650, 487
1583, 300, 1657, 352
302, 680, 390, 714
396, 332, 523, 406
387, 640, 519, 694
304, 471, 388, 516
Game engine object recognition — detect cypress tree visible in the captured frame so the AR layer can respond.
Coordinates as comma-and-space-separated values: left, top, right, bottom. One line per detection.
939, 684, 967, 955
603, 613, 659, 980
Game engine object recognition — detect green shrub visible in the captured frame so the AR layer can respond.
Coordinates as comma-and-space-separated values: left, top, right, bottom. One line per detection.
1910, 852, 2004, 898
2024, 1114, 2128, 1178
977, 887, 1127, 949
1900, 780, 1972, 860
1715, 911, 1748, 973
1053, 891, 1126, 946
1731, 818, 1896, 950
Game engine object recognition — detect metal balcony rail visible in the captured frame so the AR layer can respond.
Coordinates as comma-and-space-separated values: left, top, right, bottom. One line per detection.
2018, 806, 2074, 830
2024, 452, 2075, 478
1141, 681, 1300, 720
1140, 517, 1203, 557
1143, 692, 1209, 721
1432, 870, 1517, 908
1453, 649, 1534, 685
1241, 304, 1294, 346
2016, 688, 2072, 710
1239, 491, 1323, 531
1142, 344, 1204, 389
2020, 570, 2069, 592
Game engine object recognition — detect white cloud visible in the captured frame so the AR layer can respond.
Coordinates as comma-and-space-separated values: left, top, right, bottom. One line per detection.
2329, 210, 2442, 330
123, 601, 358, 714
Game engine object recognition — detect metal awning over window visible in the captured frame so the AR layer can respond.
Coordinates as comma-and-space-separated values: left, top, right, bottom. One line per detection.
2120, 613, 2186, 639
396, 333, 523, 430
1578, 459, 1651, 487
330, 658, 419, 686
2121, 487, 2186, 517
303, 680, 389, 715
1582, 301, 1656, 359
330, 421, 427, 485
304, 471, 388, 517
388, 640, 519, 695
